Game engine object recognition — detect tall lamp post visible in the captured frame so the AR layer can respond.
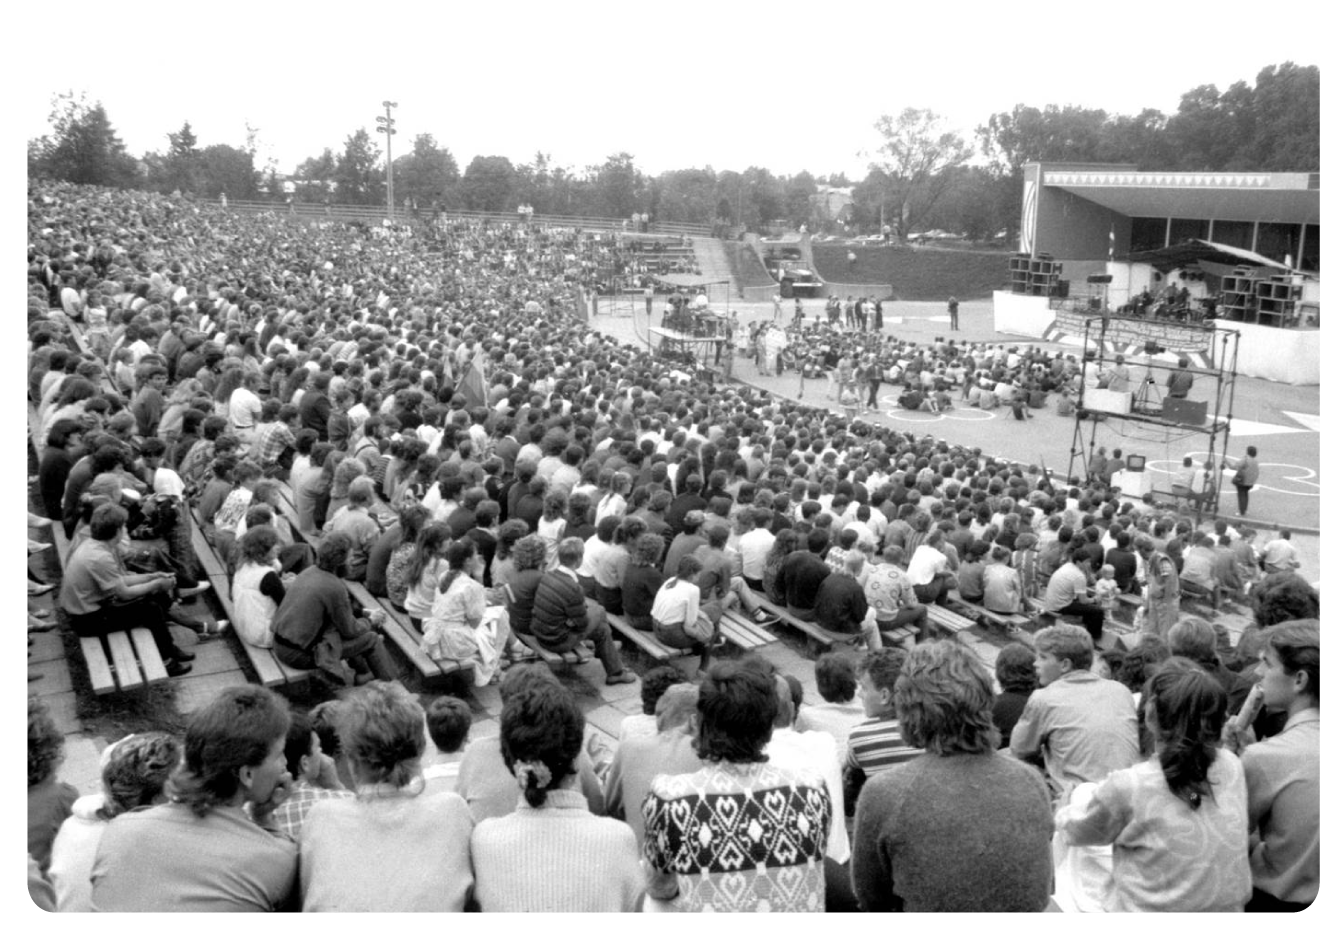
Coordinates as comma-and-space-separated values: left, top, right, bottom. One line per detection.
376, 101, 398, 220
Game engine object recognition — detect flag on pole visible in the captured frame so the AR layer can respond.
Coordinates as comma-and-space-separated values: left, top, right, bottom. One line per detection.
455, 346, 487, 409
1108, 225, 1115, 261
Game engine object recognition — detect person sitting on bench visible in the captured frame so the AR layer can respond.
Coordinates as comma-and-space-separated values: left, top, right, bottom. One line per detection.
58, 502, 196, 677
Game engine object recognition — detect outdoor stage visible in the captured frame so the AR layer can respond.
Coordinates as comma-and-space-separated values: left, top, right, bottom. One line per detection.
991, 291, 1319, 385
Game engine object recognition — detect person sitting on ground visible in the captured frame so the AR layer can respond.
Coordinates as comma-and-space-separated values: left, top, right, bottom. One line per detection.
641, 660, 831, 912
90, 685, 298, 911
852, 639, 1054, 912
472, 679, 645, 912
456, 663, 607, 823
300, 682, 474, 911
1228, 620, 1319, 911
991, 643, 1038, 746
28, 696, 79, 877
421, 696, 473, 795
845, 647, 920, 809
605, 683, 704, 852
1009, 623, 1140, 798
270, 708, 352, 843
1056, 657, 1251, 911
617, 665, 684, 743
49, 732, 181, 912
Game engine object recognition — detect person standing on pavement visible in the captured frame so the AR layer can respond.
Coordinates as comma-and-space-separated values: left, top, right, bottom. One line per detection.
947, 296, 959, 331
1223, 445, 1260, 517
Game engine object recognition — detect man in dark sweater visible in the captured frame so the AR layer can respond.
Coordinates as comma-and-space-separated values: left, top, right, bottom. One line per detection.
297, 372, 333, 442
814, 552, 881, 649
270, 533, 395, 685
778, 528, 832, 622
664, 473, 707, 538
529, 537, 636, 686
1104, 530, 1139, 595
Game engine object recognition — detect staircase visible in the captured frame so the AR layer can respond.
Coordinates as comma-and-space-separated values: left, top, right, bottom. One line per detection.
690, 237, 736, 294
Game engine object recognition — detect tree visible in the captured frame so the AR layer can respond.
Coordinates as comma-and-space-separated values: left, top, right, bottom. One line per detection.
652, 167, 718, 225
335, 128, 383, 205
870, 108, 973, 240
162, 120, 201, 194
589, 152, 645, 219
198, 144, 257, 200
459, 155, 517, 211
29, 92, 138, 188
976, 104, 1111, 175
391, 133, 459, 208
294, 148, 337, 202
783, 171, 818, 229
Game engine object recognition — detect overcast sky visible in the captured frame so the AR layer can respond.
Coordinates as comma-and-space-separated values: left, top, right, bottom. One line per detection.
16, 1, 1328, 181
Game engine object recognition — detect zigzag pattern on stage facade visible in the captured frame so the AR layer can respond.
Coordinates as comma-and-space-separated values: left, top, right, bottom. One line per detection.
1040, 322, 1213, 369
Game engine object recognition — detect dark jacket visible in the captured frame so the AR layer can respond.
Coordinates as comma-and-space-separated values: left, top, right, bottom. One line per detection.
298, 391, 331, 441
530, 569, 588, 649
779, 550, 831, 611
814, 572, 867, 634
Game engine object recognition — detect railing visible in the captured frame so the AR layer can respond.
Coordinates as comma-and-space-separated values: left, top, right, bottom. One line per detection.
223, 200, 710, 237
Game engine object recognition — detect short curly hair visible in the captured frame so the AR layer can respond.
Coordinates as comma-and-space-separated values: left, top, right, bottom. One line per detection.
98, 732, 181, 820
512, 534, 548, 572
337, 681, 426, 790
639, 665, 686, 715
28, 695, 65, 788
1252, 573, 1320, 628
895, 640, 1000, 755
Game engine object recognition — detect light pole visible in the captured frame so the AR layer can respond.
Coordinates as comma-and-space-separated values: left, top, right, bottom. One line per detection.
376, 101, 397, 220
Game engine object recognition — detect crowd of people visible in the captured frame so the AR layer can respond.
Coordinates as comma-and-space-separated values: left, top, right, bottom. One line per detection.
26, 179, 1318, 911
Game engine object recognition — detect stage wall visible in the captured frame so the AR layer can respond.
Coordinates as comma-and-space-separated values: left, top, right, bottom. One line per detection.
1230, 322, 1319, 385
992, 291, 1052, 337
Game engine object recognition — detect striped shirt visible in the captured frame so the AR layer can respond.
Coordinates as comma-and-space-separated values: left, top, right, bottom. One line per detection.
846, 716, 921, 775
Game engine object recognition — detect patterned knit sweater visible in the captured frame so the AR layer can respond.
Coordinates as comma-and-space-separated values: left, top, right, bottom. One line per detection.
641, 760, 831, 912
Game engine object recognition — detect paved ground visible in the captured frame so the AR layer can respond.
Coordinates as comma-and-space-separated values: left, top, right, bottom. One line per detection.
592, 296, 1319, 573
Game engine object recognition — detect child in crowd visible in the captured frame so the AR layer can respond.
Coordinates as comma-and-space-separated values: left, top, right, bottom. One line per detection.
421, 696, 473, 795
1094, 563, 1120, 627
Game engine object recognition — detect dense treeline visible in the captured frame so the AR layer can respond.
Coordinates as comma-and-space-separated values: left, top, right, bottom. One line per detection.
28, 62, 1317, 241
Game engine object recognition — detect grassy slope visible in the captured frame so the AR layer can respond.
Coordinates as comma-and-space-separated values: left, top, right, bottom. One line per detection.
813, 244, 1012, 300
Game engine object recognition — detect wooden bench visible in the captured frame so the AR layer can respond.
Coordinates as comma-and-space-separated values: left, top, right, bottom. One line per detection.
718, 608, 780, 652
36, 482, 170, 695
515, 632, 595, 667
945, 591, 1030, 631
187, 509, 313, 689
80, 630, 171, 695
344, 581, 465, 682
750, 594, 861, 652
925, 603, 978, 637
606, 613, 693, 663
878, 624, 921, 649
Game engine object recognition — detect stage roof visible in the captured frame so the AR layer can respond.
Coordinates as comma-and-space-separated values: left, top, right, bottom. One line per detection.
1124, 239, 1296, 273
653, 274, 733, 290
1037, 166, 1319, 224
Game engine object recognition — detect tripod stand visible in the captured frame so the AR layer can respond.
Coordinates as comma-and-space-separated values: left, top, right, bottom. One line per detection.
1132, 364, 1163, 414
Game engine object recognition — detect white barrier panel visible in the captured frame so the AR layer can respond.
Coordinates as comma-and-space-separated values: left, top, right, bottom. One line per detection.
993, 290, 1053, 337
1231, 322, 1319, 385
1086, 387, 1132, 415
